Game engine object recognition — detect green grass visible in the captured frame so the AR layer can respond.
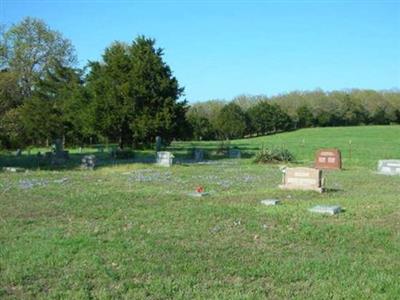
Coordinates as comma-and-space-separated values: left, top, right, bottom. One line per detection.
1, 125, 400, 299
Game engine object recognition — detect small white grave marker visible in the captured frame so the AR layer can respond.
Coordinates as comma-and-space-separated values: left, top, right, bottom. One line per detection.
156, 151, 174, 167
188, 192, 210, 197
261, 199, 280, 206
377, 160, 400, 175
309, 205, 342, 215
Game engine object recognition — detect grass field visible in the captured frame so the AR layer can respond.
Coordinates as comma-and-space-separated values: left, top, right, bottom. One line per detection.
1, 125, 399, 299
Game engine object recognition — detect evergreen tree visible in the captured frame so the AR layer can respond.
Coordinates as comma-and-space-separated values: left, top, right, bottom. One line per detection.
87, 36, 188, 148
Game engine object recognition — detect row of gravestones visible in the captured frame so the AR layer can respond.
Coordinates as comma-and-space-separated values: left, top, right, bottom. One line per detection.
156, 148, 242, 167
280, 148, 400, 193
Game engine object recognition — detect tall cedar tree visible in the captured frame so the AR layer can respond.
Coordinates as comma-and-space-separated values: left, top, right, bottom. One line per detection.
87, 36, 187, 148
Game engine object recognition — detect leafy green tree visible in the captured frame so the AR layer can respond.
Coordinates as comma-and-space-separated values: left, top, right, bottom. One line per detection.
216, 103, 248, 139
187, 113, 215, 140
296, 105, 314, 128
247, 101, 276, 135
2, 17, 76, 98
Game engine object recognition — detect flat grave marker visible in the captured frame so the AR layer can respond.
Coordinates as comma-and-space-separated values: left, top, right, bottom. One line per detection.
279, 167, 323, 193
309, 205, 342, 215
261, 199, 280, 206
377, 160, 400, 175
156, 151, 174, 167
315, 148, 342, 170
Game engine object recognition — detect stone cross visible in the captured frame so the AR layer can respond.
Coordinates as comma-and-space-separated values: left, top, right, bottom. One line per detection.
279, 167, 323, 193
315, 148, 342, 170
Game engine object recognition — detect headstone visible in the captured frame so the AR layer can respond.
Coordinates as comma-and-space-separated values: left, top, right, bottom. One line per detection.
279, 167, 324, 193
377, 160, 400, 175
156, 151, 174, 167
261, 199, 280, 206
81, 155, 96, 170
155, 136, 162, 152
309, 205, 341, 215
194, 149, 204, 162
228, 148, 241, 159
315, 148, 342, 170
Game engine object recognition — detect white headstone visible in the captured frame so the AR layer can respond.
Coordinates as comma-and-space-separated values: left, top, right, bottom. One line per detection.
261, 199, 280, 206
156, 151, 174, 167
377, 160, 400, 175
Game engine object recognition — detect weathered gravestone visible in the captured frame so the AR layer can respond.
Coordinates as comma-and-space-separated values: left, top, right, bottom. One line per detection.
81, 155, 96, 170
377, 160, 400, 175
194, 149, 204, 162
155, 136, 162, 152
156, 151, 174, 167
279, 167, 324, 193
315, 148, 342, 170
261, 199, 280, 206
228, 148, 241, 159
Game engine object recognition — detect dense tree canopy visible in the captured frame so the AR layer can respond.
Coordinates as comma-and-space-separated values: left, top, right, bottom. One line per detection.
87, 36, 188, 148
1, 17, 400, 149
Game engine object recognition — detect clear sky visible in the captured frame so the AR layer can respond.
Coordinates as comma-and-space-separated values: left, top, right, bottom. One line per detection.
1, 0, 399, 102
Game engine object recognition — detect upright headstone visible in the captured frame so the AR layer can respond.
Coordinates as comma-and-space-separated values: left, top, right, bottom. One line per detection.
279, 167, 323, 193
228, 148, 241, 159
194, 149, 204, 162
156, 151, 174, 167
155, 136, 162, 152
81, 155, 96, 170
315, 148, 342, 170
377, 160, 400, 175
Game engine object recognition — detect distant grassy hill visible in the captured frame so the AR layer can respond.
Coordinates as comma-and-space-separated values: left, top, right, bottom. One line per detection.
176, 125, 400, 168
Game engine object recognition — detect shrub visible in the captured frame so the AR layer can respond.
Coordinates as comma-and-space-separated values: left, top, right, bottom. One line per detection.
253, 146, 294, 164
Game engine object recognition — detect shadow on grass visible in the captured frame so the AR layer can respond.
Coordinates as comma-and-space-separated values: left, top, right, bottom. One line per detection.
0, 148, 257, 171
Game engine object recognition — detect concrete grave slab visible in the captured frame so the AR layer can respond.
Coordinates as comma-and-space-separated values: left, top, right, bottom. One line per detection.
377, 160, 400, 175
309, 205, 342, 215
279, 167, 324, 193
261, 199, 280, 206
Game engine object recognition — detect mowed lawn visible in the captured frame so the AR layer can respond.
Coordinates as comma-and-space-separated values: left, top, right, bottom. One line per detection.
1, 126, 399, 299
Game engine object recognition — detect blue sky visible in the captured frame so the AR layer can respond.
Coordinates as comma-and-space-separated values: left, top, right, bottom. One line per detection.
1, 0, 399, 102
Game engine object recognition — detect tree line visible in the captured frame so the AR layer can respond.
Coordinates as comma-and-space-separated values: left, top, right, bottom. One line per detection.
1, 17, 399, 149
188, 90, 400, 140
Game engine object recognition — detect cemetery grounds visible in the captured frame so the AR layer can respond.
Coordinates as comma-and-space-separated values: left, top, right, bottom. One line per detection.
0, 125, 399, 299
